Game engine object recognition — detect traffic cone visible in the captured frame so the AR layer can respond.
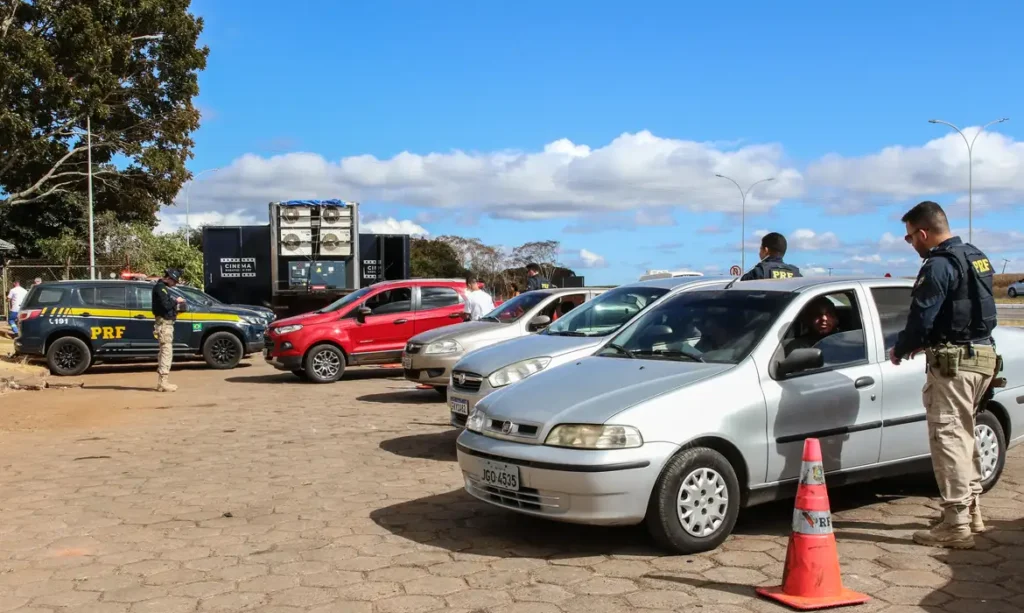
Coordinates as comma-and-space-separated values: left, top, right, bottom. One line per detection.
755, 438, 870, 610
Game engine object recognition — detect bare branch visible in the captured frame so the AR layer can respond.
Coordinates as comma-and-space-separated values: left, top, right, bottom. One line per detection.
130, 34, 164, 42
3, 143, 90, 203
6, 181, 74, 206
0, 0, 20, 39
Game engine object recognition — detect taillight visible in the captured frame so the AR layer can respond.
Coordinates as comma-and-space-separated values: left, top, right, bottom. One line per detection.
17, 309, 42, 321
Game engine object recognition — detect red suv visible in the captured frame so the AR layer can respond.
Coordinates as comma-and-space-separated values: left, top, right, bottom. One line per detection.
264, 278, 469, 382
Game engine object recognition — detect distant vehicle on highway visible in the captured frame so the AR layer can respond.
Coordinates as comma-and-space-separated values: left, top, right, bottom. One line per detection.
639, 269, 704, 281
455, 275, 1024, 554
1008, 278, 1024, 298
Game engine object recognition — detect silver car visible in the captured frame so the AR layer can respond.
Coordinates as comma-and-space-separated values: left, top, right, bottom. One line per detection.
455, 276, 1024, 554
402, 287, 606, 391
446, 277, 728, 427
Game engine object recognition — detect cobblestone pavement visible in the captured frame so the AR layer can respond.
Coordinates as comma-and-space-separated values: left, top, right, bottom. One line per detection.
1, 360, 1022, 613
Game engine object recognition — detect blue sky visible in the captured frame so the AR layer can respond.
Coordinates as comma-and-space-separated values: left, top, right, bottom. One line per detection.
170, 0, 1024, 284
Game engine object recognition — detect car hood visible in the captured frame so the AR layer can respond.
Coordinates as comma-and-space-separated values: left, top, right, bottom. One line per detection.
455, 333, 602, 376
270, 310, 333, 328
481, 356, 731, 426
409, 320, 510, 346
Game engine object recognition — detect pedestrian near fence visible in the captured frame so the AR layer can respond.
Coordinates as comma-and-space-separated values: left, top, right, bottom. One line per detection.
152, 268, 186, 392
890, 200, 1000, 549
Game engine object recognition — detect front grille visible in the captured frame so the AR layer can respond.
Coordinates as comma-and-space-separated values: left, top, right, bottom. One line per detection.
486, 419, 538, 438
465, 478, 561, 513
452, 370, 483, 392
451, 413, 468, 427
405, 342, 423, 354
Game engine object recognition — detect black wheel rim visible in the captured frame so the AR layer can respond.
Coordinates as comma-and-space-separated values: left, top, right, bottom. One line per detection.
54, 344, 82, 371
211, 338, 239, 364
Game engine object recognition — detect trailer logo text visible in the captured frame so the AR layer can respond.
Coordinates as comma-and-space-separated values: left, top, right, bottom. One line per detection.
220, 258, 257, 278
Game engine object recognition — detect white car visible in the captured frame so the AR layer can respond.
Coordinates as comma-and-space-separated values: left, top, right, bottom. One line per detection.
1008, 279, 1024, 298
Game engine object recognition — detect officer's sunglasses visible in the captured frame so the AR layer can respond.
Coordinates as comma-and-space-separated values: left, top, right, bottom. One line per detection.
904, 227, 925, 243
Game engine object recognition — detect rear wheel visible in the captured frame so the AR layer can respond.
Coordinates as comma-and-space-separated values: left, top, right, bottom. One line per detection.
203, 332, 243, 369
1009, 287, 1018, 298
976, 410, 1006, 492
303, 344, 346, 383
46, 336, 91, 376
646, 447, 740, 554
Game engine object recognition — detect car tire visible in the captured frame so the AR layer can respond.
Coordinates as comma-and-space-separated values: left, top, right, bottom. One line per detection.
646, 447, 741, 554
46, 336, 91, 376
976, 410, 1007, 492
433, 385, 448, 398
303, 344, 346, 383
202, 331, 244, 370
1009, 288, 1018, 298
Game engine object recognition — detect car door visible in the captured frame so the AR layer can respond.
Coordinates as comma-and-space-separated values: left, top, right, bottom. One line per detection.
865, 284, 930, 462
759, 286, 883, 482
127, 285, 193, 354
530, 292, 588, 332
347, 285, 414, 358
413, 285, 466, 335
77, 285, 132, 355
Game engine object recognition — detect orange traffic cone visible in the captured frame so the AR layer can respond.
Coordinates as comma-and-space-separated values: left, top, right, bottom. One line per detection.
755, 438, 870, 610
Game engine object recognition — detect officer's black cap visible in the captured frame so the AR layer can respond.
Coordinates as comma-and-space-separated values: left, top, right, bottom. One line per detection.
164, 268, 182, 282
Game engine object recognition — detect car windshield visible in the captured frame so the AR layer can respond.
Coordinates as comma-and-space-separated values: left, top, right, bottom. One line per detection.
480, 291, 551, 323
543, 285, 669, 337
177, 286, 218, 306
597, 289, 796, 364
317, 287, 372, 313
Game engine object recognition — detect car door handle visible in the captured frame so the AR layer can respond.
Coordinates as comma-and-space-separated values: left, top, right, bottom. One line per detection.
854, 376, 874, 389
80, 312, 91, 317
134, 315, 146, 319
449, 312, 463, 318
394, 319, 408, 324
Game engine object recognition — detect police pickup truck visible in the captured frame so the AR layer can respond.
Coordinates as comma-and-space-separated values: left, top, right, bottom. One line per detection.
13, 280, 267, 376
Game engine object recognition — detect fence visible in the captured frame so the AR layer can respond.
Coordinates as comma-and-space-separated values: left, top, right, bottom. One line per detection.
2, 264, 124, 316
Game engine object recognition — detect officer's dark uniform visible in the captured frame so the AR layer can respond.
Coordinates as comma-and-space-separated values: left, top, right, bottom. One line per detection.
526, 274, 552, 291
893, 236, 1001, 547
740, 255, 802, 281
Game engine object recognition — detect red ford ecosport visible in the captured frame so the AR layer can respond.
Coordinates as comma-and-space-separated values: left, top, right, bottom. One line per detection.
264, 278, 469, 383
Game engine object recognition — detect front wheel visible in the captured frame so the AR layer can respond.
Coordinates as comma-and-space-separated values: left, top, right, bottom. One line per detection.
46, 336, 92, 376
646, 447, 740, 554
976, 410, 1007, 492
203, 331, 244, 369
1009, 288, 1018, 298
303, 344, 346, 383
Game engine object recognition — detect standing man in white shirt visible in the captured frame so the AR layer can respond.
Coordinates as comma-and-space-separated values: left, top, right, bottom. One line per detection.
7, 280, 28, 336
463, 275, 495, 321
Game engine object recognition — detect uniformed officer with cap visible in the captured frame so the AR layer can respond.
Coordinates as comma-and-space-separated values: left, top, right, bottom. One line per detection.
740, 232, 802, 280
152, 268, 186, 392
525, 263, 552, 291
890, 200, 1000, 549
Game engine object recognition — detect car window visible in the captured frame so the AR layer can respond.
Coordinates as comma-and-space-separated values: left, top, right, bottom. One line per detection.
24, 287, 66, 307
365, 287, 412, 315
419, 286, 462, 310
128, 286, 153, 311
598, 289, 796, 364
481, 291, 550, 323
870, 287, 911, 351
541, 293, 586, 320
544, 285, 670, 337
779, 289, 867, 369
79, 286, 128, 309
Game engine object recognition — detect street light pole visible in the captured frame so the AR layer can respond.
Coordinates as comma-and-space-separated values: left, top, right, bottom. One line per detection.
715, 174, 775, 271
928, 117, 1009, 244
87, 116, 95, 280
184, 167, 221, 246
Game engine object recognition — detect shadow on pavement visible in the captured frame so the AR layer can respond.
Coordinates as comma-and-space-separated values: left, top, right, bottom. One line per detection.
85, 360, 232, 375
357, 387, 445, 404
379, 429, 459, 461
225, 367, 399, 385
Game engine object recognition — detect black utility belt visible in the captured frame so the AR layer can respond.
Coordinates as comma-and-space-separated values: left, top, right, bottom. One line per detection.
946, 338, 993, 346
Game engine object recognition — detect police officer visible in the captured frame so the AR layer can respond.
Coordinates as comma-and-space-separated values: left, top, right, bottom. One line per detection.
525, 263, 552, 291
740, 232, 802, 280
152, 268, 186, 392
890, 200, 999, 549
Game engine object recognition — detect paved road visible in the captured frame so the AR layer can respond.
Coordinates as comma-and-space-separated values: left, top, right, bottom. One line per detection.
0, 361, 1022, 613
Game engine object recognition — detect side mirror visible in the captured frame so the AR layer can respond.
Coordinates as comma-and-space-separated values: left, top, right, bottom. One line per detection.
777, 348, 824, 377
356, 306, 372, 322
528, 315, 551, 330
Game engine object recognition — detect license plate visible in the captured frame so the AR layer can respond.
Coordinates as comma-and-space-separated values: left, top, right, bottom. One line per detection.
480, 460, 520, 492
401, 354, 412, 369
449, 397, 468, 415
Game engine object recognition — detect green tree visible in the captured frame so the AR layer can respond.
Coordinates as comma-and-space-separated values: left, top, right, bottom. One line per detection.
0, 0, 209, 254
410, 238, 466, 279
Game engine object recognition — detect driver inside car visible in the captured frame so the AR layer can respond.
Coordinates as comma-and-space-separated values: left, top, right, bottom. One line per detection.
784, 296, 840, 355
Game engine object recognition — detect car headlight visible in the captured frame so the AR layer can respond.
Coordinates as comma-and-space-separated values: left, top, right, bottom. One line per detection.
544, 424, 643, 449
487, 357, 551, 388
425, 339, 462, 354
275, 324, 303, 335
466, 408, 486, 433
242, 315, 264, 325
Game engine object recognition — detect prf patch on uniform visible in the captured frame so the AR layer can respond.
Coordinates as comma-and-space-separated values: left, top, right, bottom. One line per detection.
91, 326, 125, 340
973, 258, 992, 274
771, 270, 795, 279
192, 323, 203, 332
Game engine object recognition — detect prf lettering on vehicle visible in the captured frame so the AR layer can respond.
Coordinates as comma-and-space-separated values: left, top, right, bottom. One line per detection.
90, 326, 126, 340
771, 270, 795, 279
973, 258, 993, 274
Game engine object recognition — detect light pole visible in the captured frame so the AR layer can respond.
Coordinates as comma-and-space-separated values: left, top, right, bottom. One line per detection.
715, 174, 775, 271
928, 117, 1009, 243
184, 167, 221, 246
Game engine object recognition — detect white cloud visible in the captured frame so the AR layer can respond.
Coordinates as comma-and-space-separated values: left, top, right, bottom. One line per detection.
168, 131, 805, 225
155, 210, 260, 234
565, 248, 608, 269
360, 216, 429, 237
788, 228, 840, 251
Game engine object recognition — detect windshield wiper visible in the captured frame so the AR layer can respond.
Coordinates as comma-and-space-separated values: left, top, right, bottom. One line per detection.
480, 315, 500, 322
603, 343, 636, 358
547, 330, 587, 337
635, 349, 705, 363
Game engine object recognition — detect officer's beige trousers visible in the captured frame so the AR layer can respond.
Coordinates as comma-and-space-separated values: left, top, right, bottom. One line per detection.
155, 317, 175, 376
923, 366, 994, 525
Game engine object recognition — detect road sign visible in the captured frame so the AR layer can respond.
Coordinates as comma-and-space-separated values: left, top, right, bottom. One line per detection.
729, 265, 742, 276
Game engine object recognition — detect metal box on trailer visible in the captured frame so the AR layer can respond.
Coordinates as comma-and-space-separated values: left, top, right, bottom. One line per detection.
202, 225, 273, 306
269, 199, 361, 295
